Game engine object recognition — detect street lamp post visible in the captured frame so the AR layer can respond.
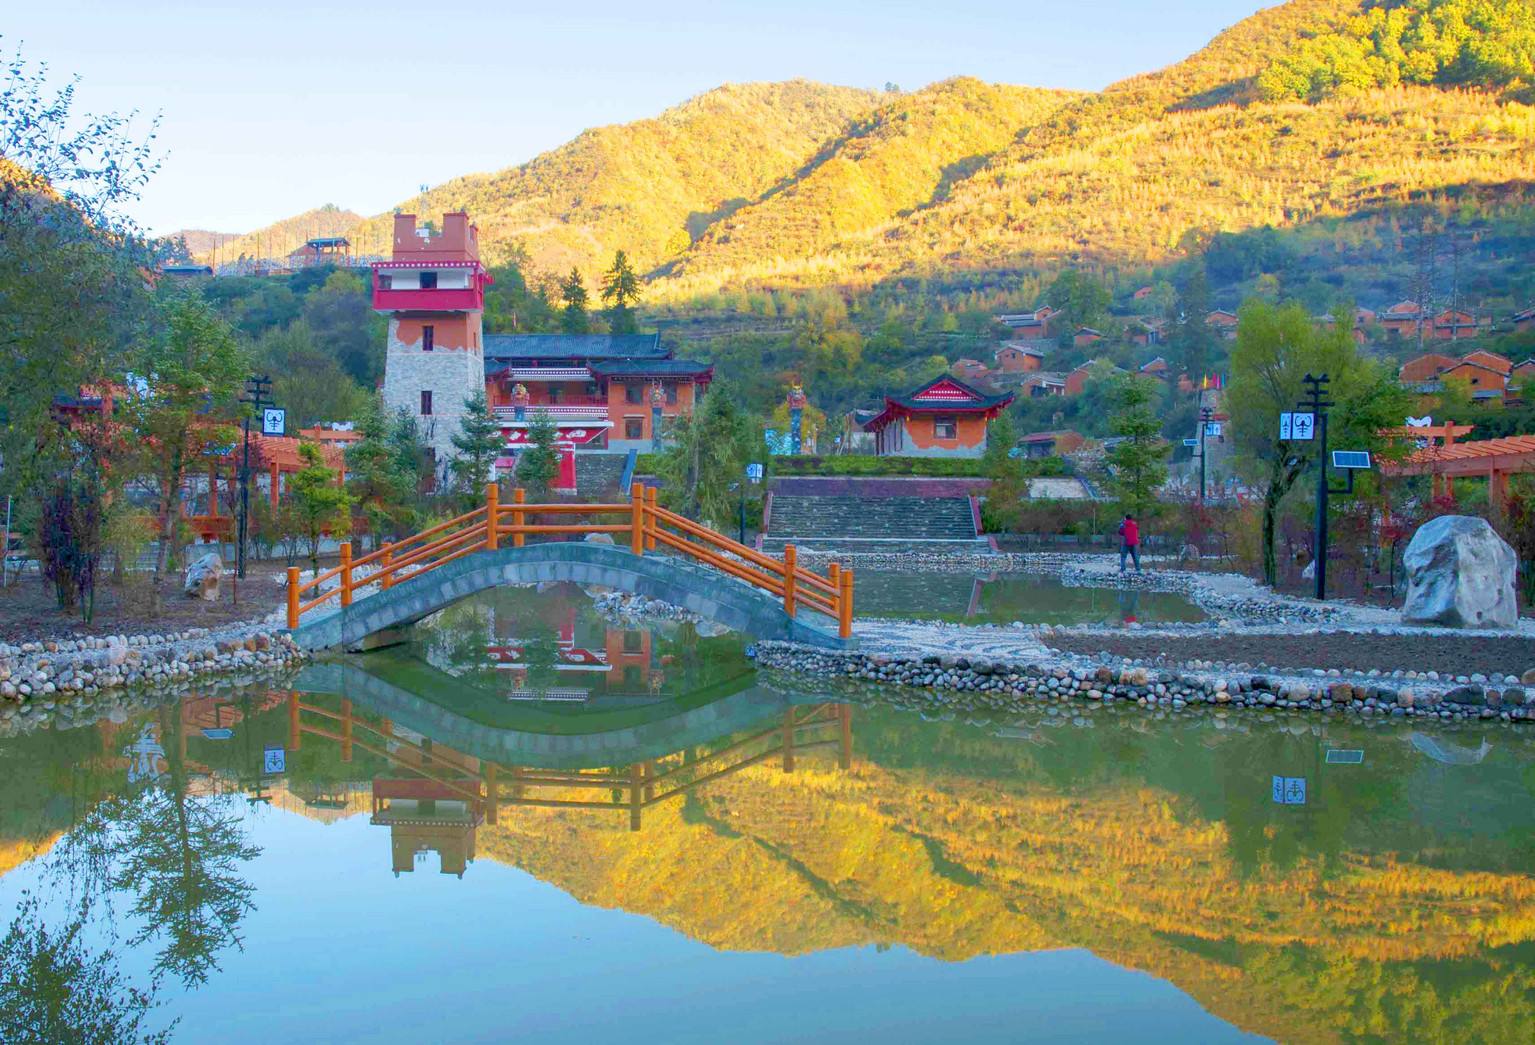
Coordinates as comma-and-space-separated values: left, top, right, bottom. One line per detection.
1198, 405, 1213, 503
1299, 373, 1334, 601
237, 375, 274, 580
739, 461, 764, 545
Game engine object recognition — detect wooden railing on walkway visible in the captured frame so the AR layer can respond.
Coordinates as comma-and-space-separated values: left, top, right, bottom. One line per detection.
286, 483, 854, 638
288, 695, 851, 833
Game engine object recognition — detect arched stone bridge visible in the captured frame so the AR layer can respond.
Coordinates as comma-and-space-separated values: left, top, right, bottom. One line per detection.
288, 542, 853, 653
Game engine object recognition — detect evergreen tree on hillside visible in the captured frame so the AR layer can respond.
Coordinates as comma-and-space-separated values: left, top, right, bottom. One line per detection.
1170, 268, 1218, 384
560, 268, 590, 334
601, 250, 642, 335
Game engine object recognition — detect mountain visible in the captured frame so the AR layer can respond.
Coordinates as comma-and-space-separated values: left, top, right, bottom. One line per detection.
350, 80, 881, 278
195, 204, 362, 264
198, 0, 1535, 302
663, 77, 1079, 288
670, 0, 1535, 293
168, 228, 241, 257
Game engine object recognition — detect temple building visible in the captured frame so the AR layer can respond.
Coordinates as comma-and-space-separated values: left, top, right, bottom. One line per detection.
376, 212, 712, 477
484, 333, 712, 455
862, 376, 1014, 457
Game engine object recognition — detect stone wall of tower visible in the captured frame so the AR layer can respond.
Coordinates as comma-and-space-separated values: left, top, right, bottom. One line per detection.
381, 314, 486, 474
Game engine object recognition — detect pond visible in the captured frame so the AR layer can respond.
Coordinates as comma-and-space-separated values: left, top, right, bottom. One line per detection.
853, 569, 1205, 626
1, 587, 1532, 1043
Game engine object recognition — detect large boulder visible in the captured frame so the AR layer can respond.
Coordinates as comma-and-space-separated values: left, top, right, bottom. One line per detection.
183, 551, 223, 602
1402, 515, 1517, 628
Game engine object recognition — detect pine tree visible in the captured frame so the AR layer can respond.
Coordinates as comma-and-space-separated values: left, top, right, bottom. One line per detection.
517, 409, 559, 499
601, 250, 642, 335
1104, 375, 1170, 518
346, 399, 416, 544
288, 443, 354, 577
449, 390, 504, 504
559, 268, 590, 334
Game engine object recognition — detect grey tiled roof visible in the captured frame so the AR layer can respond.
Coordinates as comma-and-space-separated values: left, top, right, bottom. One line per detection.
483, 333, 666, 360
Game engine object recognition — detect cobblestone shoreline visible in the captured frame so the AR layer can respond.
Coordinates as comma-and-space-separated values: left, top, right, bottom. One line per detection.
0, 622, 307, 718
750, 643, 1534, 725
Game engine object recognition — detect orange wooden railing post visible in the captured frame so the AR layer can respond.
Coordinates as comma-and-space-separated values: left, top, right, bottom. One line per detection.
630, 482, 645, 556
483, 764, 498, 825
379, 546, 393, 590
485, 482, 499, 551
782, 543, 797, 618
512, 488, 525, 548
838, 567, 854, 639
645, 486, 658, 551
339, 542, 353, 607
286, 566, 300, 628
629, 762, 643, 831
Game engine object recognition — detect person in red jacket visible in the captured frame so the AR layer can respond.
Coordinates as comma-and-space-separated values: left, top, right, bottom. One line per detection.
1118, 513, 1141, 573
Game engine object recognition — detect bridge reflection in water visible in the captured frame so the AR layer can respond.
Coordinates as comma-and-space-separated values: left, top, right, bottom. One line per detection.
282, 689, 852, 875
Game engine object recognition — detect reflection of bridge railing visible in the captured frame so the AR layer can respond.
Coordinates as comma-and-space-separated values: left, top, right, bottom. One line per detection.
287, 483, 854, 638
285, 694, 851, 833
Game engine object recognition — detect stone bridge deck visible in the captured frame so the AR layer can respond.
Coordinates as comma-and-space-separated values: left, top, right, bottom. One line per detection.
289, 542, 854, 653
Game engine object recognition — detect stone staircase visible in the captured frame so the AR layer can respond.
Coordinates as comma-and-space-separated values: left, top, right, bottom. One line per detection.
761, 494, 984, 554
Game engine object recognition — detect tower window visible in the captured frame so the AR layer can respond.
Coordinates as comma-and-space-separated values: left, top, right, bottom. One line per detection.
934, 415, 957, 439
624, 417, 643, 440
421, 390, 433, 416
378, 274, 393, 290
624, 384, 642, 405
422, 325, 435, 352
666, 384, 678, 406
419, 271, 438, 289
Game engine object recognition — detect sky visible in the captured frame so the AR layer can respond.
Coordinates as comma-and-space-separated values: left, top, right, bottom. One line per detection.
8, 1, 1272, 235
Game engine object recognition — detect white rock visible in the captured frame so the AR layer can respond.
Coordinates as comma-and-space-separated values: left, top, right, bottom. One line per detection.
1402, 515, 1517, 628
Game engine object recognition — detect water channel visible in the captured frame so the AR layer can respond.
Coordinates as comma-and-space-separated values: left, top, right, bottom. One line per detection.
2, 585, 1532, 1042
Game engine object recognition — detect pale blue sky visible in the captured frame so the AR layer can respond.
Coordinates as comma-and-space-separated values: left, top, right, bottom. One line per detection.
8, 2, 1272, 234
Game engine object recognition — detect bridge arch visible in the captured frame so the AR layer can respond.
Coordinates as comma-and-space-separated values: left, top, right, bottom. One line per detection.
289, 542, 851, 653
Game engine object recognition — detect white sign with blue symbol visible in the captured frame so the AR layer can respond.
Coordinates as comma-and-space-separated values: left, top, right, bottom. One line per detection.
1271, 775, 1307, 805
263, 745, 287, 774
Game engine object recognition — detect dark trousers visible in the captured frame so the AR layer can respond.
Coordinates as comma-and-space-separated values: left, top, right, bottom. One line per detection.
1120, 542, 1141, 572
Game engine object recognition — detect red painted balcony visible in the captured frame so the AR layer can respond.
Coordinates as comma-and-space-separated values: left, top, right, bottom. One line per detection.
372, 286, 484, 313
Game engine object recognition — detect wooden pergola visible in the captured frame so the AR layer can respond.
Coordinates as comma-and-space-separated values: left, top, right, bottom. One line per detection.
1383, 423, 1535, 519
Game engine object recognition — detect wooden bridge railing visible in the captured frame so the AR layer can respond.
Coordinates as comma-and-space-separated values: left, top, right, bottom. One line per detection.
287, 483, 854, 638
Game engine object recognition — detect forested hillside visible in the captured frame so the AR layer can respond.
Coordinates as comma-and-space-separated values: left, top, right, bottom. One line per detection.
665, 78, 1079, 284
667, 0, 1534, 294
347, 81, 881, 277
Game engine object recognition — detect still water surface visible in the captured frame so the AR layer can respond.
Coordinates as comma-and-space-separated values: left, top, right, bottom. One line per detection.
1, 586, 1531, 1043
854, 570, 1205, 626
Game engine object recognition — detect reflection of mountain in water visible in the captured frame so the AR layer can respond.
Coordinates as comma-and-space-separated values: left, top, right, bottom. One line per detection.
3, 642, 1535, 1043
